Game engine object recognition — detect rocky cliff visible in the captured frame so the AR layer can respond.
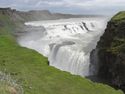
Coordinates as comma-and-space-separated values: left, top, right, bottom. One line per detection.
96, 11, 125, 91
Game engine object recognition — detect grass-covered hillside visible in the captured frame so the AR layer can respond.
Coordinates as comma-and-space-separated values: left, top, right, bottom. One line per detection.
111, 11, 125, 22
0, 10, 123, 94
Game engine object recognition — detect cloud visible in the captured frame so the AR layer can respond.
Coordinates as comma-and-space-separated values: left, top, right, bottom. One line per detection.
35, 1, 65, 7
0, 0, 125, 15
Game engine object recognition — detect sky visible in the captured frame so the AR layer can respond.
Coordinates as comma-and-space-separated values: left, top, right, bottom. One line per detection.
0, 0, 125, 15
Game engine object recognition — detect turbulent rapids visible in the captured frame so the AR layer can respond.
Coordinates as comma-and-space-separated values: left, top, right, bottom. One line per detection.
18, 18, 107, 77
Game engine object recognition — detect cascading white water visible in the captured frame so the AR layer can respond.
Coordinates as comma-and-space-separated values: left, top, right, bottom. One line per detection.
18, 18, 107, 77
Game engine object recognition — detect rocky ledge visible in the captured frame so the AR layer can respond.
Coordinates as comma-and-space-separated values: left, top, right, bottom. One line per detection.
96, 11, 125, 91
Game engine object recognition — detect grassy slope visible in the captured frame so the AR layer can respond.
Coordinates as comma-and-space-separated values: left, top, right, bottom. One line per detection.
0, 13, 123, 94
111, 11, 125, 22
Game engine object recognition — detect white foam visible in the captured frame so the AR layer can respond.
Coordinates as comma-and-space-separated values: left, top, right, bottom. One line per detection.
18, 18, 107, 77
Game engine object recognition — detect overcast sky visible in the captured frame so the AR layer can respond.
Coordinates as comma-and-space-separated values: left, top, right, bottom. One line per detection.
0, 0, 125, 15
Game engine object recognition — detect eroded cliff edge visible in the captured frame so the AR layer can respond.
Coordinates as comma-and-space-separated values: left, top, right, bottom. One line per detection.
95, 11, 125, 91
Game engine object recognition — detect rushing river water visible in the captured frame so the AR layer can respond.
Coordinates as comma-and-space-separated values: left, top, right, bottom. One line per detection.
18, 18, 107, 77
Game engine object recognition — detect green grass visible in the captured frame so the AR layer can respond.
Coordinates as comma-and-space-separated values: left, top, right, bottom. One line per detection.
111, 11, 125, 22
0, 12, 123, 94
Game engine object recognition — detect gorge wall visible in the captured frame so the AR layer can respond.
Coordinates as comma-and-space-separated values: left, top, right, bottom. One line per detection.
95, 11, 125, 91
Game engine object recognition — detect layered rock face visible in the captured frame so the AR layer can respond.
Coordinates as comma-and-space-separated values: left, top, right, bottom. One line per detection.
96, 12, 125, 90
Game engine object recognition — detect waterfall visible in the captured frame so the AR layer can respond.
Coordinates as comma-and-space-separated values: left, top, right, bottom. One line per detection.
18, 18, 107, 77
48, 41, 90, 76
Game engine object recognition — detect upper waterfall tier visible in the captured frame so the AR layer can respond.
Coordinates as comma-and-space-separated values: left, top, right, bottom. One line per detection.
18, 18, 107, 77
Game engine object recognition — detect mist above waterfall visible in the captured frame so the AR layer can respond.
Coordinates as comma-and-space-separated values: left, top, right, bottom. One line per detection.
18, 17, 107, 77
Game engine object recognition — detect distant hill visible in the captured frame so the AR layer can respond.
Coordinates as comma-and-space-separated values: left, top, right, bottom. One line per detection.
0, 7, 103, 22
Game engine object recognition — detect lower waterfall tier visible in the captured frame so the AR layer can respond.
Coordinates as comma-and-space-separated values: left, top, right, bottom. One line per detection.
48, 41, 90, 76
